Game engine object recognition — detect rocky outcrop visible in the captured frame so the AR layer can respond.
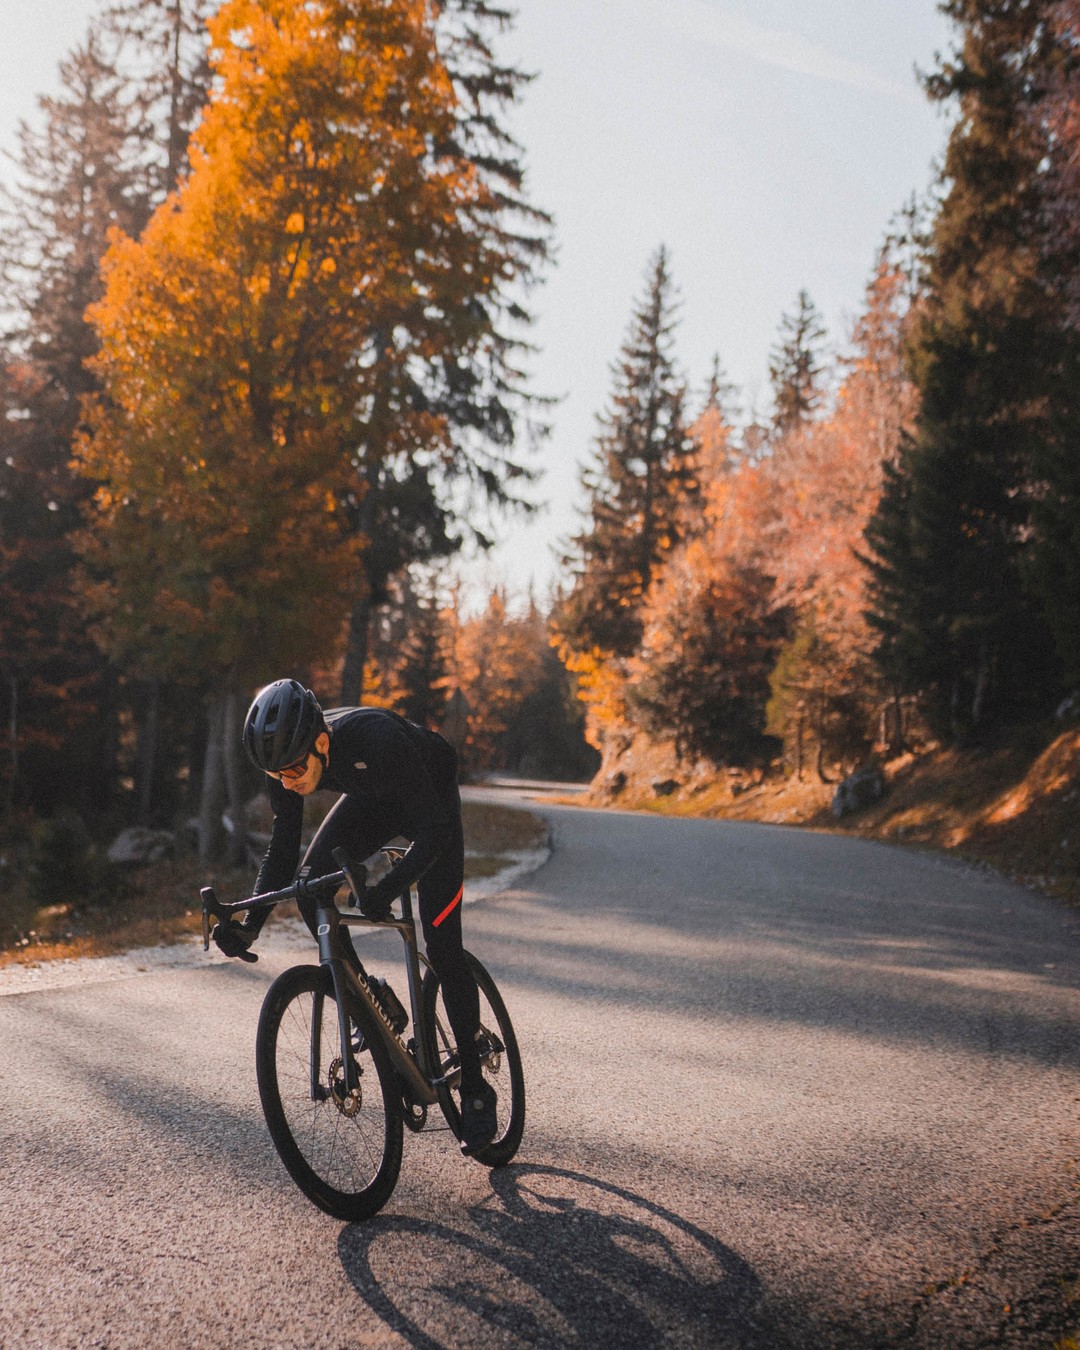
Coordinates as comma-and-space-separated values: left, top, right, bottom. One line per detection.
831, 767, 886, 819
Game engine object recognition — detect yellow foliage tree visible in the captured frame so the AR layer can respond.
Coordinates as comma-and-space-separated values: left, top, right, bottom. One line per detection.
449, 589, 546, 771
76, 0, 506, 856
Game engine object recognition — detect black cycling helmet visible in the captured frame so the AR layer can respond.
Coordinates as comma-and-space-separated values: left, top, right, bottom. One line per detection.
242, 679, 325, 773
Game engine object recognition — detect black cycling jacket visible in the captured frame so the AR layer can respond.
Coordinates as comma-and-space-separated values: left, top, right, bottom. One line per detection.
254, 706, 459, 902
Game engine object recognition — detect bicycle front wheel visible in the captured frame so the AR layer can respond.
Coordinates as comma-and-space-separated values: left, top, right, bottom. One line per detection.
421, 952, 525, 1167
256, 964, 403, 1221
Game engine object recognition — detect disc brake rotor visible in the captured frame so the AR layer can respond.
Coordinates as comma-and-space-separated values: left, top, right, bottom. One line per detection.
477, 1028, 502, 1075
328, 1056, 362, 1117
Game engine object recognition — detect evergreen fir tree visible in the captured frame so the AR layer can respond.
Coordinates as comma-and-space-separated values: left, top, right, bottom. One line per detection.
631, 553, 786, 766
1025, 1, 1080, 689
769, 290, 827, 438
0, 38, 147, 816
395, 585, 451, 730
337, 0, 552, 702
862, 0, 1065, 739
102, 0, 217, 200
558, 246, 700, 660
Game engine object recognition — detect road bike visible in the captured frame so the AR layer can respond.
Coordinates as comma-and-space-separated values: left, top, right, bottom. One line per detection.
200, 847, 525, 1221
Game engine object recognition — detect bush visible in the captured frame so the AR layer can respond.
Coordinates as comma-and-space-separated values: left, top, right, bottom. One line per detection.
27, 811, 127, 910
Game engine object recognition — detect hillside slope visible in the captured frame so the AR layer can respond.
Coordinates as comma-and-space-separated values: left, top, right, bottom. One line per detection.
587, 724, 1080, 905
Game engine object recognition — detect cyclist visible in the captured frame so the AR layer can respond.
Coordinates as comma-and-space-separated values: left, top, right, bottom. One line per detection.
212, 678, 497, 1155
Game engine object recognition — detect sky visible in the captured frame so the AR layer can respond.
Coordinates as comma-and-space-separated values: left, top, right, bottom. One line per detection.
0, 0, 957, 607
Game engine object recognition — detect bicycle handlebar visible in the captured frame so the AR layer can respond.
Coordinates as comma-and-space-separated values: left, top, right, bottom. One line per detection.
200, 848, 367, 952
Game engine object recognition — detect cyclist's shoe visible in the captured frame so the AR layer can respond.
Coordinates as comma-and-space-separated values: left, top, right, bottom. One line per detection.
459, 1080, 497, 1156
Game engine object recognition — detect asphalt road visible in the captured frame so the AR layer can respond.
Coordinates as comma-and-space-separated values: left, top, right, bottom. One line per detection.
2, 797, 1079, 1348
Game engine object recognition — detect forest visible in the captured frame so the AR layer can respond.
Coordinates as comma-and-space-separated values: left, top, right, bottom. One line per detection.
4, 0, 1080, 884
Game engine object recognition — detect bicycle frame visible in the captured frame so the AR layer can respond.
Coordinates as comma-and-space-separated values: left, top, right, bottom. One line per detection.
201, 866, 449, 1110
313, 891, 441, 1106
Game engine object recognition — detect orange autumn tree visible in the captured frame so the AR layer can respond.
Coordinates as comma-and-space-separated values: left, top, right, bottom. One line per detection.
447, 588, 546, 773
76, 0, 500, 858
763, 250, 918, 774
626, 248, 918, 782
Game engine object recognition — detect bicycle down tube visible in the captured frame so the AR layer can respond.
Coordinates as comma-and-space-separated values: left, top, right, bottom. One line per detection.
313, 896, 439, 1108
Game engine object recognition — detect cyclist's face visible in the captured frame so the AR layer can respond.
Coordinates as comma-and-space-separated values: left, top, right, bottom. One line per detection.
275, 731, 329, 795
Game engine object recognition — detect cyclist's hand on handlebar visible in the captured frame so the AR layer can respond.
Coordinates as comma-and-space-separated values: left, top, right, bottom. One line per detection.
358, 884, 393, 922
212, 920, 259, 962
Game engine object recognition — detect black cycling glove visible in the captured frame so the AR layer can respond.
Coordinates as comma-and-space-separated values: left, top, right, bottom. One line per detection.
358, 883, 394, 922
212, 920, 259, 962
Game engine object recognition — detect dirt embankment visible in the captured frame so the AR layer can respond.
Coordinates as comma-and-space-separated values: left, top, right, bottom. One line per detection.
585, 724, 1080, 905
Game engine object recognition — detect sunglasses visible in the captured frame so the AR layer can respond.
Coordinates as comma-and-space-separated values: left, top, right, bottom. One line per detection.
275, 752, 311, 780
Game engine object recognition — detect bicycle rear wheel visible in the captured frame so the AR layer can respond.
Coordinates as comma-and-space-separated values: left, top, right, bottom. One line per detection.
256, 964, 403, 1221
421, 952, 525, 1167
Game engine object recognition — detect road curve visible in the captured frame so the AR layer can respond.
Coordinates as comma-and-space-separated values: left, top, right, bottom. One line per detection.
1, 798, 1079, 1348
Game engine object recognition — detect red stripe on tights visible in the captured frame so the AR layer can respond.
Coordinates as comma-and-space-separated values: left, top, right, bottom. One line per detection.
432, 885, 463, 928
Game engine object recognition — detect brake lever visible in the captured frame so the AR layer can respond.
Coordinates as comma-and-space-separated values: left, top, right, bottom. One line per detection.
200, 886, 224, 951
201, 886, 260, 962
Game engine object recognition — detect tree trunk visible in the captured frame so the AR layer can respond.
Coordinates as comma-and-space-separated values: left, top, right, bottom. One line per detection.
135, 679, 161, 826
222, 688, 247, 868
339, 591, 371, 706
197, 693, 227, 865
881, 691, 906, 756
814, 696, 835, 784
5, 673, 17, 818
340, 331, 391, 706
166, 0, 185, 188
971, 636, 991, 730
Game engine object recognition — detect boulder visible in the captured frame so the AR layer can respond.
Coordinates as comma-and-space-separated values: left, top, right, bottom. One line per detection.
107, 826, 174, 867
831, 768, 886, 819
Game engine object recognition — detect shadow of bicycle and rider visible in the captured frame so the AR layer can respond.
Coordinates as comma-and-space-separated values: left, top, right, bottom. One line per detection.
336, 1162, 777, 1349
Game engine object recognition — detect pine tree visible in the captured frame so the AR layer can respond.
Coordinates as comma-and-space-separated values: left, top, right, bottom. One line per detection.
395, 585, 451, 730
558, 246, 700, 660
0, 38, 147, 817
1026, 0, 1080, 688
102, 0, 217, 199
769, 290, 827, 438
630, 542, 786, 766
862, 0, 1065, 740
336, 0, 552, 702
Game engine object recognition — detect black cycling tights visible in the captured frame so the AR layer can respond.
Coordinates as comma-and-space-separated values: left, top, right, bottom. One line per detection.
296, 788, 484, 1092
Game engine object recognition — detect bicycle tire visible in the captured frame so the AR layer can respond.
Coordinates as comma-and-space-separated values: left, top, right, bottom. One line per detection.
256, 963, 403, 1221
421, 951, 525, 1167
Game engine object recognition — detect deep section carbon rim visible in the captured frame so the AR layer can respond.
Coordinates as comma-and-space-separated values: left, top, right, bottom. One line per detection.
256, 964, 403, 1220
